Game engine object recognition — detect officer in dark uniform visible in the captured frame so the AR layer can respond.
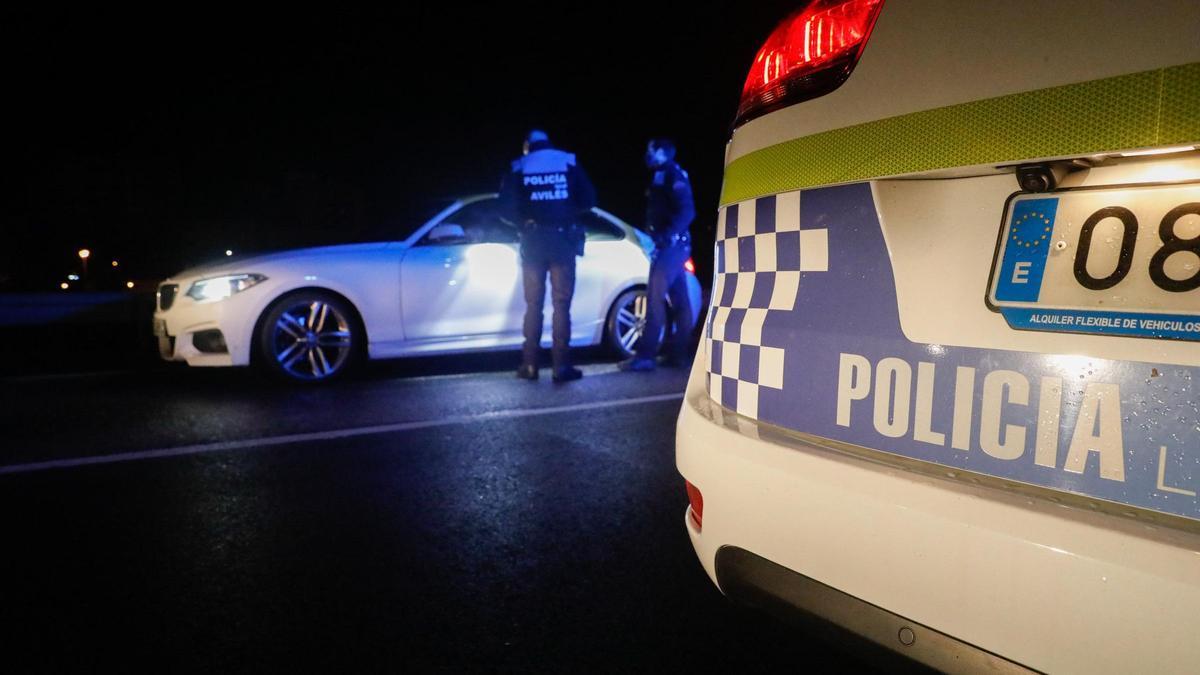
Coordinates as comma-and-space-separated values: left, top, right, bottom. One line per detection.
498, 130, 596, 382
623, 138, 696, 372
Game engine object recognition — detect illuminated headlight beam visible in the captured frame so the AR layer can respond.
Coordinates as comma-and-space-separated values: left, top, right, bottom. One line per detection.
186, 274, 267, 303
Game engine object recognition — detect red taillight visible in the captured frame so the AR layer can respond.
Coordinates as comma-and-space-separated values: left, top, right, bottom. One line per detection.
735, 0, 885, 126
685, 480, 704, 530
683, 257, 696, 274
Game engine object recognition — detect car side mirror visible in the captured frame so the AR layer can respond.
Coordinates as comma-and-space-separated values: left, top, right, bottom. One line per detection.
428, 223, 466, 243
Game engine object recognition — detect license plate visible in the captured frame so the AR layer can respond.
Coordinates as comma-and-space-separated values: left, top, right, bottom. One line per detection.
153, 319, 168, 337
988, 182, 1200, 341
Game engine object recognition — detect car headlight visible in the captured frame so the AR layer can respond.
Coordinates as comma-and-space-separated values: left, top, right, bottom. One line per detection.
186, 274, 267, 303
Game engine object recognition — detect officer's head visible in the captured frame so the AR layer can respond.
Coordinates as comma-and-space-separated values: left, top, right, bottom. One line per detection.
523, 129, 551, 155
645, 138, 676, 169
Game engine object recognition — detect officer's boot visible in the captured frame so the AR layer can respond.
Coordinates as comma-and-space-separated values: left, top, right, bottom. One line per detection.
551, 346, 582, 383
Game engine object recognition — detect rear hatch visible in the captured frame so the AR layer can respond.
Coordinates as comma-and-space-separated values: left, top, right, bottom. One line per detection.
705, 0, 1200, 526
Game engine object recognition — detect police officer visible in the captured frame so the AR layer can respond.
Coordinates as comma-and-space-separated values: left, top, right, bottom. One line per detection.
623, 138, 696, 372
498, 130, 596, 382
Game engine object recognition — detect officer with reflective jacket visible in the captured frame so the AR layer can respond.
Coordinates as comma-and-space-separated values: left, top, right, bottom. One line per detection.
498, 129, 596, 382
623, 138, 696, 372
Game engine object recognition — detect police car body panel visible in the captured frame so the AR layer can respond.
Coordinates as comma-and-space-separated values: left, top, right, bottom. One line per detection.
678, 1, 1200, 672
153, 194, 701, 371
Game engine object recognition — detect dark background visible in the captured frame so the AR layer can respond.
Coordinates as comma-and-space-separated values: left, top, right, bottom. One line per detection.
6, 3, 798, 291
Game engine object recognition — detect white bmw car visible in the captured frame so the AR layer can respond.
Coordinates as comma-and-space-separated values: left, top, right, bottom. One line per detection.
154, 194, 701, 381
679, 1, 1198, 673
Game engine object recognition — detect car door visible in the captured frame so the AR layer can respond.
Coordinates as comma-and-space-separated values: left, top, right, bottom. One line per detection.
399, 199, 524, 341
569, 210, 640, 342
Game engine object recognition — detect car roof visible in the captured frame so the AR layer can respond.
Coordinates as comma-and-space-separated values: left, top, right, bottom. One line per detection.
404, 193, 641, 247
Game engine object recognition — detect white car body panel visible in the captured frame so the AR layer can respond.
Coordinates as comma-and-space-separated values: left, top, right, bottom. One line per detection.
728, 0, 1200, 164
154, 196, 701, 367
156, 243, 404, 366
680, 160, 1200, 674
680, 1, 1200, 672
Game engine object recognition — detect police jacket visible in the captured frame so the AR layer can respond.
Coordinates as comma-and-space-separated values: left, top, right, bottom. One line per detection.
498, 142, 596, 259
645, 161, 695, 249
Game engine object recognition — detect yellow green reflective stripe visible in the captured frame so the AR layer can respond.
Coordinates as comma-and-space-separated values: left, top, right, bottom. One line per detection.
720, 62, 1200, 206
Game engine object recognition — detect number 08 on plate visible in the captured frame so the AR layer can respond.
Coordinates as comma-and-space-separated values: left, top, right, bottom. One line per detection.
988, 182, 1200, 341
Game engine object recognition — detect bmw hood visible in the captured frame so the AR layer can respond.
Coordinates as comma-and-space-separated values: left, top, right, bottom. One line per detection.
169, 242, 393, 281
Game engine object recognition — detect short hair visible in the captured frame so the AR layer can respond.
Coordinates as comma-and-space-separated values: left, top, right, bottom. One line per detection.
648, 138, 676, 159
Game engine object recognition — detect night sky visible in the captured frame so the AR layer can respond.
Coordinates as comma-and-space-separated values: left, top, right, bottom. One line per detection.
7, 3, 797, 290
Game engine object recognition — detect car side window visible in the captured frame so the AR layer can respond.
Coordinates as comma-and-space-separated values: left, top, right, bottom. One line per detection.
422, 200, 519, 245
581, 212, 624, 241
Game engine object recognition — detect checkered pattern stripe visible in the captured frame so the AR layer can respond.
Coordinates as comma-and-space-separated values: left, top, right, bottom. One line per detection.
705, 191, 828, 419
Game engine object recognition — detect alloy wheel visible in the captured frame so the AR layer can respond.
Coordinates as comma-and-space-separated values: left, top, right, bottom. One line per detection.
612, 290, 664, 358
269, 299, 354, 380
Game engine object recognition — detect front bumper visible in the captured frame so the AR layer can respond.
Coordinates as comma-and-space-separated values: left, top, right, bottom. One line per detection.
153, 281, 272, 367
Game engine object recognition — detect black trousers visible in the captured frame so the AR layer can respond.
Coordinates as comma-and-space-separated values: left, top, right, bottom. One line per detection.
521, 255, 576, 369
636, 242, 694, 361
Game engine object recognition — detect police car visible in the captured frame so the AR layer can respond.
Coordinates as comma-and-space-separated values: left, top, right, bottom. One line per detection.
676, 1, 1199, 672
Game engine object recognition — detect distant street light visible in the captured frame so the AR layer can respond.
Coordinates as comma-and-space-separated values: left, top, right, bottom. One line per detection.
225, 249, 234, 257
60, 282, 69, 290
126, 281, 135, 289
111, 260, 119, 268
78, 249, 91, 287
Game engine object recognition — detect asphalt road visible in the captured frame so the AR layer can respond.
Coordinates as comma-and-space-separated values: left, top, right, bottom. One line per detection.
0, 353, 882, 673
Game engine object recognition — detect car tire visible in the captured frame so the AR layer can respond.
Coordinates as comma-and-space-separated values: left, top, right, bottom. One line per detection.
605, 287, 667, 359
256, 290, 363, 383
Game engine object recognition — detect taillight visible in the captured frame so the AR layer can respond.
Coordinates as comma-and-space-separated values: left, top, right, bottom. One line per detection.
683, 257, 696, 274
685, 480, 704, 530
735, 0, 885, 127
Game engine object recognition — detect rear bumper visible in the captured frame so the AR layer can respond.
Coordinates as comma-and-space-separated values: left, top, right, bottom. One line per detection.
715, 546, 1031, 674
677, 357, 1200, 674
